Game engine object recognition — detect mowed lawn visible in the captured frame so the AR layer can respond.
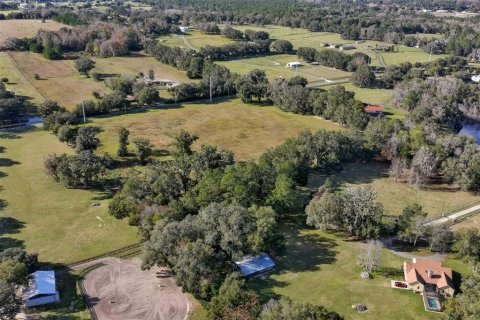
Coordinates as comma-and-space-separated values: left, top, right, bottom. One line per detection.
6, 51, 107, 110
0, 130, 138, 264
217, 54, 351, 84
0, 19, 67, 43
64, 52, 192, 83
251, 229, 443, 320
92, 99, 341, 161
323, 82, 394, 106
308, 161, 479, 218
0, 52, 44, 104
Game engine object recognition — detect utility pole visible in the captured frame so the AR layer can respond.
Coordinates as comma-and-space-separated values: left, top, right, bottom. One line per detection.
81, 98, 86, 124
209, 74, 213, 103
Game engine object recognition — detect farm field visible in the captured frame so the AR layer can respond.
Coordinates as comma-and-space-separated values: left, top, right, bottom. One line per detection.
0, 129, 138, 264
217, 54, 351, 84
308, 161, 479, 218
250, 229, 446, 320
0, 19, 67, 43
323, 82, 394, 106
64, 52, 192, 83
6, 51, 107, 110
0, 52, 44, 104
158, 31, 234, 50
91, 99, 341, 161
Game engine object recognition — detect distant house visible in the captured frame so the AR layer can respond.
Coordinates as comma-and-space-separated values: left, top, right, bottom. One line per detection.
179, 26, 190, 33
472, 75, 480, 83
24, 271, 60, 308
286, 62, 302, 68
235, 253, 275, 278
364, 105, 384, 116
375, 44, 394, 52
340, 44, 357, 50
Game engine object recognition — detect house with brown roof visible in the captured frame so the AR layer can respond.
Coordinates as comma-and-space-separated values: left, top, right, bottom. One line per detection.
404, 258, 454, 298
403, 258, 454, 312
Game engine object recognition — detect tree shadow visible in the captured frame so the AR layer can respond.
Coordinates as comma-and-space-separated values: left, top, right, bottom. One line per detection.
451, 270, 463, 293
0, 216, 25, 235
0, 132, 21, 139
0, 237, 24, 251
274, 228, 337, 273
0, 146, 5, 153
0, 158, 20, 167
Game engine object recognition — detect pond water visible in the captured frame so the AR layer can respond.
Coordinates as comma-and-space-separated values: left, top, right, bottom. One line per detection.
459, 121, 480, 144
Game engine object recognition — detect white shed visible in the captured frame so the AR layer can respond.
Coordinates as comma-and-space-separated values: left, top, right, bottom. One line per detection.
286, 62, 302, 68
472, 75, 480, 83
24, 271, 60, 308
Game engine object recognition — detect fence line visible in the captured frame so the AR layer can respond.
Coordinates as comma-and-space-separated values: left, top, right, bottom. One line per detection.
54, 242, 143, 271
77, 264, 103, 320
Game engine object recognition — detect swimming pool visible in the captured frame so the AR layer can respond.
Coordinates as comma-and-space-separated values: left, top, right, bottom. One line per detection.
427, 297, 441, 311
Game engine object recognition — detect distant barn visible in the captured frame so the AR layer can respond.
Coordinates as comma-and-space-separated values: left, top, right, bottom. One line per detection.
235, 253, 275, 278
286, 62, 302, 68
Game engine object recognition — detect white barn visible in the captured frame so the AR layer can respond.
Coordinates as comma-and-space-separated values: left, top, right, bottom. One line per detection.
472, 75, 480, 83
24, 271, 60, 308
286, 62, 301, 68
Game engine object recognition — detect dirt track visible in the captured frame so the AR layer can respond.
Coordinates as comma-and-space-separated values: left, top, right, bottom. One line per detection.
83, 258, 189, 320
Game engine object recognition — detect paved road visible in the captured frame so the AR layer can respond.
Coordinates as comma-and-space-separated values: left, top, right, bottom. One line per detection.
425, 203, 480, 226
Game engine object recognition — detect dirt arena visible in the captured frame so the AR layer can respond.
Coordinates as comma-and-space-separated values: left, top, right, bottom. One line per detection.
83, 258, 190, 320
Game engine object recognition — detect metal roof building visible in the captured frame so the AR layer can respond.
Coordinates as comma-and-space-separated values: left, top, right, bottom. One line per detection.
24, 271, 60, 308
235, 253, 275, 278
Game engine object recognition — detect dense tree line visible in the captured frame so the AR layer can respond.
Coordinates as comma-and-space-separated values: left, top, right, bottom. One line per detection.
0, 81, 32, 125
297, 47, 370, 72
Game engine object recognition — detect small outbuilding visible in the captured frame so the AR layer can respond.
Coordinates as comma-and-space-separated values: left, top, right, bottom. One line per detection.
179, 26, 190, 33
235, 253, 275, 278
24, 271, 60, 308
286, 62, 302, 68
340, 44, 357, 50
364, 105, 385, 116
472, 75, 480, 83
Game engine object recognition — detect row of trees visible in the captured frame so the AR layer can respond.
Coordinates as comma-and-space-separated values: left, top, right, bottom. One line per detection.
297, 47, 370, 72
0, 81, 32, 125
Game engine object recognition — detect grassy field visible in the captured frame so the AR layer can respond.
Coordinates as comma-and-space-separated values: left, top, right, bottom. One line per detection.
323, 82, 394, 106
217, 54, 351, 85
308, 161, 479, 218
0, 129, 138, 264
251, 228, 445, 320
91, 99, 341, 161
0, 52, 44, 104
158, 31, 234, 50
0, 19, 67, 43
6, 51, 107, 110
85, 53, 192, 83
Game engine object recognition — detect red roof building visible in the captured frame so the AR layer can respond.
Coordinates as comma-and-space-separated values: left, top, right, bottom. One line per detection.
364, 105, 385, 114
403, 258, 454, 298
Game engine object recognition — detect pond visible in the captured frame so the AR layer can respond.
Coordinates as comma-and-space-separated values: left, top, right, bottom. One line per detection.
459, 121, 480, 144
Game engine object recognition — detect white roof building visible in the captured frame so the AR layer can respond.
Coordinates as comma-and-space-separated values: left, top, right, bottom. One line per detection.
472, 75, 480, 83
286, 62, 302, 68
24, 271, 60, 308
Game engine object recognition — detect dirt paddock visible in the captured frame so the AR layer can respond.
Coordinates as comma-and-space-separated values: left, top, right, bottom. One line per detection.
83, 258, 190, 320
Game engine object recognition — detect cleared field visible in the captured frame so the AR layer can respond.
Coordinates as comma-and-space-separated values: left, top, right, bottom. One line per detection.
380, 45, 448, 66
323, 82, 394, 106
0, 129, 138, 263
0, 19, 67, 44
0, 52, 44, 103
92, 99, 341, 161
308, 161, 479, 218
84, 258, 189, 320
251, 229, 444, 320
7, 51, 107, 110
86, 53, 191, 83
158, 31, 234, 50
218, 54, 351, 84
452, 213, 480, 231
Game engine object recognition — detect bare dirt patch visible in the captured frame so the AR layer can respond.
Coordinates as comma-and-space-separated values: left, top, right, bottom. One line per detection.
83, 257, 189, 320
0, 19, 67, 44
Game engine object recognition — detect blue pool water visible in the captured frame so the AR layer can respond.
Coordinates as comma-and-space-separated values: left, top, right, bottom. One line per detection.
427, 297, 440, 310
